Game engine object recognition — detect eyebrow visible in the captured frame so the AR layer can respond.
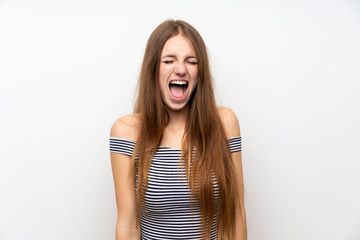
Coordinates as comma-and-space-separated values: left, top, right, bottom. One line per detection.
161, 55, 197, 59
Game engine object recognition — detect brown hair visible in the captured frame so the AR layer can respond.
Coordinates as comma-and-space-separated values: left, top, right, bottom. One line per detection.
133, 19, 241, 239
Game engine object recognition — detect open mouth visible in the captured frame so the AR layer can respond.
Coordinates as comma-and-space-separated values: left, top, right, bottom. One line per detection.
169, 80, 189, 99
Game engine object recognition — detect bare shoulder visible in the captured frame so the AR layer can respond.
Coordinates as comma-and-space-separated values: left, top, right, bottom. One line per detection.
217, 106, 241, 139
110, 113, 140, 141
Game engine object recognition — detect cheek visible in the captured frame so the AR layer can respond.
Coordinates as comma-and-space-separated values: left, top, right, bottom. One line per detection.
159, 65, 172, 81
192, 67, 199, 82
158, 66, 170, 95
158, 66, 167, 85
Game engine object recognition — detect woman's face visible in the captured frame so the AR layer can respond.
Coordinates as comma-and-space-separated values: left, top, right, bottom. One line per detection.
159, 35, 198, 112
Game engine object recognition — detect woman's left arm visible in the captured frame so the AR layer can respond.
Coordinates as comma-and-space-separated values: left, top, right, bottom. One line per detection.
232, 150, 247, 240
219, 107, 247, 240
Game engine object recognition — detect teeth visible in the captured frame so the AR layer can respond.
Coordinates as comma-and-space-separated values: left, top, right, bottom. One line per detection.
171, 80, 187, 85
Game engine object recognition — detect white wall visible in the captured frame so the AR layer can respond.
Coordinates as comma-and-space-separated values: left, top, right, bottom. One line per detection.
1, 0, 359, 239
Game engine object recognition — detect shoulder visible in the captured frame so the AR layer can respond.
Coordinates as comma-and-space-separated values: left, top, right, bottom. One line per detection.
217, 106, 241, 139
110, 113, 140, 141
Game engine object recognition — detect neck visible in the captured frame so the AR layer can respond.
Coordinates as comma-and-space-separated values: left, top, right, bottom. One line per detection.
159, 107, 187, 149
166, 108, 187, 131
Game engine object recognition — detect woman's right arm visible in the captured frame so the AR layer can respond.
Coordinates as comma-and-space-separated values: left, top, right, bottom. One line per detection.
110, 117, 140, 240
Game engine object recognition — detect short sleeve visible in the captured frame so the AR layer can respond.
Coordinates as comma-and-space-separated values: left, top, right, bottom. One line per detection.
109, 137, 136, 156
228, 136, 242, 153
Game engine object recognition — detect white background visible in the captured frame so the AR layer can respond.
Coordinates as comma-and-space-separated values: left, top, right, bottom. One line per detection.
1, 0, 359, 239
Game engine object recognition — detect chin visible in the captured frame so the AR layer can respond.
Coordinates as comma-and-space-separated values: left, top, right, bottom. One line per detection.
165, 102, 188, 112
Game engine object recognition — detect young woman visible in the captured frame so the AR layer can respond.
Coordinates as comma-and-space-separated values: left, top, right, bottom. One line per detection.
110, 19, 247, 240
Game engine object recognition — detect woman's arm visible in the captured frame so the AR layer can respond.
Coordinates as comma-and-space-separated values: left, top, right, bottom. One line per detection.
110, 116, 140, 240
232, 151, 247, 240
218, 107, 247, 240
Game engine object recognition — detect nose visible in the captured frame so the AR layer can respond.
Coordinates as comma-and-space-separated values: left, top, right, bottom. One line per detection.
174, 62, 186, 76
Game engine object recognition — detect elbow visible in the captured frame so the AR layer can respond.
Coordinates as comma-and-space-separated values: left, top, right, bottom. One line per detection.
115, 220, 140, 240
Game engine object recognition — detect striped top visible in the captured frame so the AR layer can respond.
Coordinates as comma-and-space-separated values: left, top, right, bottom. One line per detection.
110, 136, 241, 240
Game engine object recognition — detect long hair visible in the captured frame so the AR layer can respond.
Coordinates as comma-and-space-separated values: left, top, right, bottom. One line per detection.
133, 19, 241, 239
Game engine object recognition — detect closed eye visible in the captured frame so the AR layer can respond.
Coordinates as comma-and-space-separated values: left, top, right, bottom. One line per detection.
187, 61, 198, 65
162, 60, 174, 64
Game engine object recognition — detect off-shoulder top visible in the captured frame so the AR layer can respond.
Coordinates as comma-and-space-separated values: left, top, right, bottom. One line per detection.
109, 136, 241, 240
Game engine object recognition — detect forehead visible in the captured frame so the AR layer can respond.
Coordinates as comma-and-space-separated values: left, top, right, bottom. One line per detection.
161, 35, 196, 57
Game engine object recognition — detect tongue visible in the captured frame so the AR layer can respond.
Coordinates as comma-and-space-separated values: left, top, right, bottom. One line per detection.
170, 85, 185, 98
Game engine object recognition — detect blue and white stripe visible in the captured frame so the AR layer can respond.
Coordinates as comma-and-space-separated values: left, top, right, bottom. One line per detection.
109, 136, 241, 240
